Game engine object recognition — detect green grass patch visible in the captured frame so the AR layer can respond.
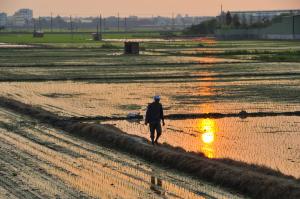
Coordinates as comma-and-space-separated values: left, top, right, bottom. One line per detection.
0, 33, 95, 43
257, 54, 300, 62
118, 104, 142, 111
0, 32, 161, 44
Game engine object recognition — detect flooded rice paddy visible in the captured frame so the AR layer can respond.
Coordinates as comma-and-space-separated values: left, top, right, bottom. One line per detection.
0, 107, 241, 199
0, 61, 299, 178
103, 116, 300, 178
1, 40, 300, 197
1, 62, 299, 116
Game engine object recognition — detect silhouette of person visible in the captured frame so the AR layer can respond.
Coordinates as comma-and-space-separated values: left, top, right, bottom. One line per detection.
145, 95, 165, 145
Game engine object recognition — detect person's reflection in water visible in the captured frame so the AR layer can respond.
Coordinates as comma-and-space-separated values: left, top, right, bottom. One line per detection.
150, 175, 165, 195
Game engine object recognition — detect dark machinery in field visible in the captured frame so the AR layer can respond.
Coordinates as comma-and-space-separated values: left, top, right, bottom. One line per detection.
92, 15, 102, 41
33, 17, 44, 38
124, 42, 139, 54
33, 31, 44, 38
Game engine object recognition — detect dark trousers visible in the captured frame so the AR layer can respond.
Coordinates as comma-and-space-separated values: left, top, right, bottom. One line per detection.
149, 122, 162, 141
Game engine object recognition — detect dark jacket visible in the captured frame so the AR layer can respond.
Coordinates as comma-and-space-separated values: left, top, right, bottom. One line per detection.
145, 101, 164, 124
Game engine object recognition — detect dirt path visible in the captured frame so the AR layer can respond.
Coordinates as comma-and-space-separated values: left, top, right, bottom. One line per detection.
0, 107, 243, 199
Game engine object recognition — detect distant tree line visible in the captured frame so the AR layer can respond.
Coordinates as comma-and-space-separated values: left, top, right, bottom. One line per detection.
182, 19, 218, 35
2, 15, 212, 32
183, 11, 291, 35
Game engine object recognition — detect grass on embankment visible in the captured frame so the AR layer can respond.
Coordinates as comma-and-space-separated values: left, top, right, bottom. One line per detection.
0, 32, 161, 43
0, 33, 206, 49
255, 51, 300, 62
0, 96, 299, 199
162, 49, 300, 62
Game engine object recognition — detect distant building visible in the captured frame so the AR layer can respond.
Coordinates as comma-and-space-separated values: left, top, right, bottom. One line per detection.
128, 16, 138, 20
0, 12, 7, 26
216, 15, 300, 40
80, 18, 93, 23
13, 8, 33, 26
229, 9, 300, 24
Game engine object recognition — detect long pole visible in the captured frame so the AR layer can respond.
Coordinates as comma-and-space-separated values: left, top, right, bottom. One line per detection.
33, 18, 36, 32
292, 15, 295, 40
124, 17, 127, 32
70, 16, 73, 39
50, 12, 53, 32
103, 18, 106, 31
172, 13, 175, 31
152, 14, 154, 26
117, 13, 120, 32
39, 16, 41, 31
100, 14, 102, 33
97, 16, 99, 34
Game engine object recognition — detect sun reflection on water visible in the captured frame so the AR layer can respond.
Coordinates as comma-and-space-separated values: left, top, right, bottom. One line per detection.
197, 118, 218, 158
202, 132, 214, 144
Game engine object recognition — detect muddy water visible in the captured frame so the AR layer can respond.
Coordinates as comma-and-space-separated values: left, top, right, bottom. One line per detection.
0, 107, 242, 199
0, 61, 299, 178
1, 75, 299, 117
1, 79, 299, 177
0, 43, 33, 48
102, 116, 300, 178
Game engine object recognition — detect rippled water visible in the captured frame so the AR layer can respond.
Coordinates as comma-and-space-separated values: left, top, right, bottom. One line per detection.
1, 107, 241, 198
1, 77, 299, 177
103, 116, 300, 177
1, 61, 299, 177
1, 72, 299, 117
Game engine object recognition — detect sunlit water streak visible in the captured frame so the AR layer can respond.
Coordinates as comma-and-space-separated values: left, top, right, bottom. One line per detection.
102, 116, 300, 177
0, 62, 299, 178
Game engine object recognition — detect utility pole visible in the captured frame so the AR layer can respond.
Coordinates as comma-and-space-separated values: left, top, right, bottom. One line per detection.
103, 18, 106, 32
172, 13, 175, 31
50, 12, 53, 32
292, 15, 295, 40
70, 15, 73, 39
33, 18, 36, 32
39, 16, 41, 31
124, 17, 127, 32
152, 14, 154, 26
221, 4, 223, 14
96, 16, 99, 34
100, 14, 102, 33
220, 4, 223, 24
117, 13, 120, 32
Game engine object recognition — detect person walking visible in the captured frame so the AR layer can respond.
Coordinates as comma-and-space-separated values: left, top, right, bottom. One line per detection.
145, 95, 165, 145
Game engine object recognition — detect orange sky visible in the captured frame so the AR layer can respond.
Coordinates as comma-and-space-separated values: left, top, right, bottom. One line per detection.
1, 0, 299, 17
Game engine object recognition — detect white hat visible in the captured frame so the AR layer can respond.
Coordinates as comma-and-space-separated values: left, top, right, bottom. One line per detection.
153, 95, 161, 100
